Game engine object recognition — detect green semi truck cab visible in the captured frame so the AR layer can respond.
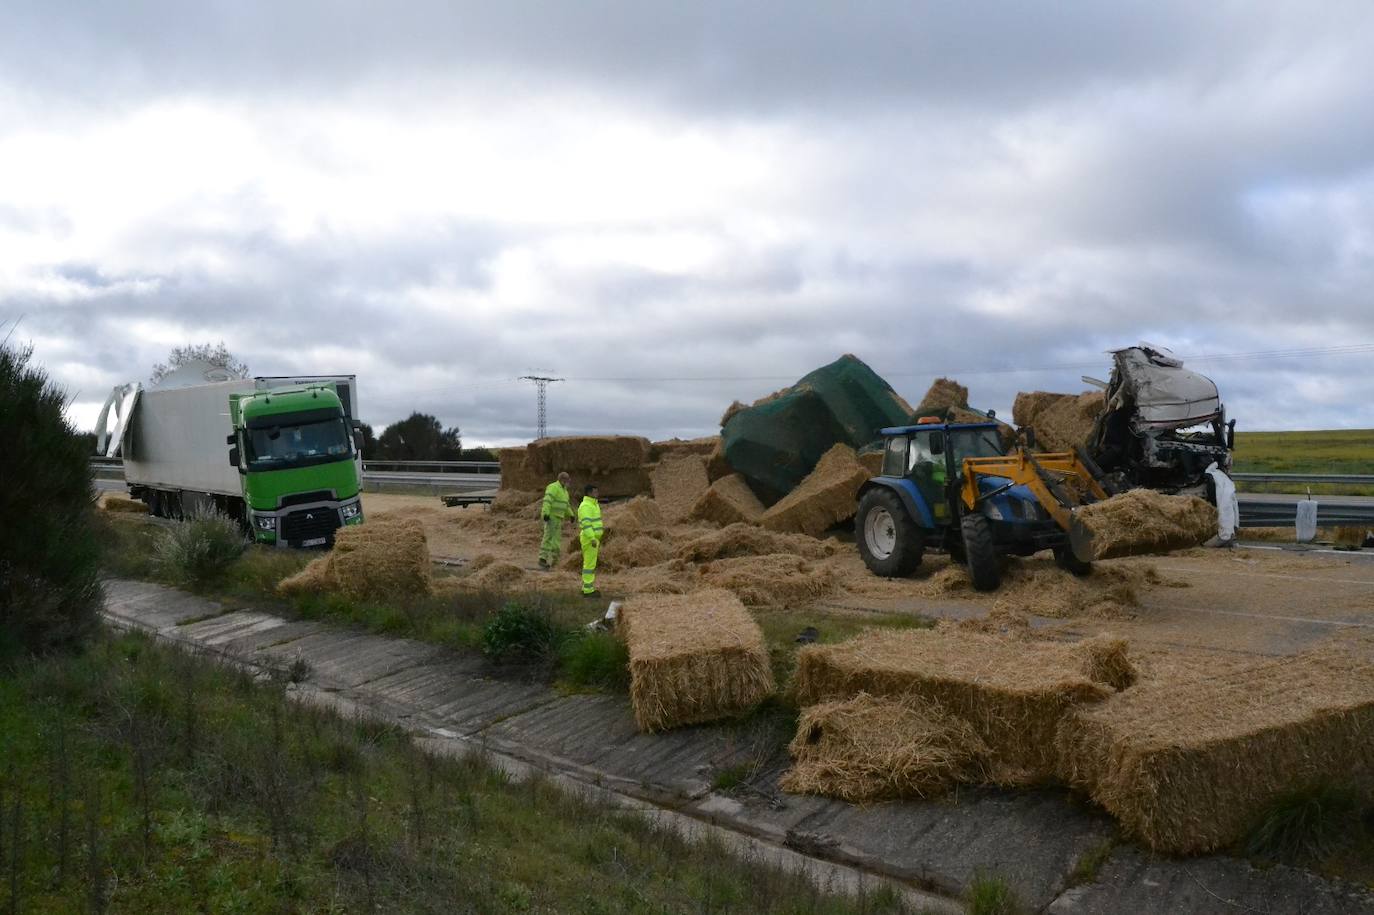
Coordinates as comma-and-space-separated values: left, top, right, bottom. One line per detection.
228, 384, 364, 546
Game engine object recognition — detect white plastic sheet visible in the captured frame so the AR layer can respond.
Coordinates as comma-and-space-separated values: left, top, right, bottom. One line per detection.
1296, 499, 1319, 543
1204, 463, 1238, 542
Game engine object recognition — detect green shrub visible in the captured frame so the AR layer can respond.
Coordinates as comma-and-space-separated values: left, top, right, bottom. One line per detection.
558, 629, 629, 690
0, 340, 102, 654
153, 507, 248, 584
481, 602, 564, 662
966, 873, 1020, 915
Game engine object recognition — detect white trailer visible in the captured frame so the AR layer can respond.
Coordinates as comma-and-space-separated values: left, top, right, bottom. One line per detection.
95, 364, 360, 520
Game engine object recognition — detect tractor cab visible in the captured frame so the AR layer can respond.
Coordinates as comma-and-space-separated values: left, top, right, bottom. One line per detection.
857, 420, 1105, 590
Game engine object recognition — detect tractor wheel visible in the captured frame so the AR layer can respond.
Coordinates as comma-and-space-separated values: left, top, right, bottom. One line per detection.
1053, 544, 1093, 576
856, 488, 923, 578
960, 513, 1001, 591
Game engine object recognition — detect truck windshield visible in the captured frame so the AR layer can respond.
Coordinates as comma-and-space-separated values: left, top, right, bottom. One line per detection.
949, 429, 1004, 467
245, 416, 353, 472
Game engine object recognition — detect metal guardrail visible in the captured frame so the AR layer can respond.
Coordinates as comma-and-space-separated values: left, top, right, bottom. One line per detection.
362, 460, 499, 473
1231, 472, 1374, 486
1239, 496, 1374, 527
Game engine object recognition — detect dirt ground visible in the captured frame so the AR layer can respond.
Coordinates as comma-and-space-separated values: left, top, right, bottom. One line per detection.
360, 493, 1374, 665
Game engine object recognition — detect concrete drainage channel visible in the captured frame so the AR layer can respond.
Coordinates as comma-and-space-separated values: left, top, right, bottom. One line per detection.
100, 578, 959, 914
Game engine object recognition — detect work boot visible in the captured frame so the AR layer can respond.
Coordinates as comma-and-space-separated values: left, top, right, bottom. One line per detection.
538, 558, 549, 569
582, 589, 601, 599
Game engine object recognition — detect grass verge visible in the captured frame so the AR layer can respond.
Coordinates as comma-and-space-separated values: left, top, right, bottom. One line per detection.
0, 629, 920, 913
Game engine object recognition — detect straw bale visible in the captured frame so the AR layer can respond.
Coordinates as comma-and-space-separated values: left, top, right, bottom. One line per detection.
781, 693, 990, 802
1020, 391, 1103, 452
677, 523, 834, 563
620, 588, 775, 731
914, 377, 969, 417
794, 627, 1113, 784
689, 474, 765, 526
858, 451, 884, 477
1056, 650, 1374, 854
277, 517, 432, 601
1072, 634, 1137, 691
1074, 490, 1217, 560
699, 553, 837, 608
498, 447, 547, 492
102, 494, 148, 513
649, 437, 719, 462
1011, 391, 1065, 428
759, 444, 869, 536
526, 435, 650, 474
490, 489, 542, 516
720, 400, 748, 428
650, 454, 710, 522
604, 496, 663, 539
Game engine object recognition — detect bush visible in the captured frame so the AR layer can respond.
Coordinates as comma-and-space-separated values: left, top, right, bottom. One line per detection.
558, 629, 629, 690
481, 602, 564, 663
0, 340, 102, 654
153, 507, 248, 584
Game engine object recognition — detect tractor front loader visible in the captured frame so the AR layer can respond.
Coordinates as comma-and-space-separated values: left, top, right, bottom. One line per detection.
857, 419, 1129, 591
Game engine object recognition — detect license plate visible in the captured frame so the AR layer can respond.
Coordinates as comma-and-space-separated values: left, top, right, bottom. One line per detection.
302, 537, 328, 547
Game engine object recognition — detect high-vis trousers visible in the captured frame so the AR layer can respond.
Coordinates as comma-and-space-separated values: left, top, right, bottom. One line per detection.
539, 516, 563, 565
581, 540, 599, 594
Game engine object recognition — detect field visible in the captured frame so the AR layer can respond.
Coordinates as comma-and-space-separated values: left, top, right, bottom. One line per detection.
1233, 429, 1374, 495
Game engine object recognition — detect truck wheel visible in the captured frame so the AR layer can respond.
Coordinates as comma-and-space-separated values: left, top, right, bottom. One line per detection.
1053, 544, 1092, 577
146, 490, 163, 518
856, 488, 923, 578
961, 513, 1001, 591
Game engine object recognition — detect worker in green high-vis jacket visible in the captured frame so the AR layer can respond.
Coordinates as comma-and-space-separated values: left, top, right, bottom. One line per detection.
537, 471, 573, 569
577, 483, 604, 597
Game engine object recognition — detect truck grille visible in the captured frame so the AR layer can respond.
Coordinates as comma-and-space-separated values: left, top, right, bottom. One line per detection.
281, 508, 341, 544
280, 490, 333, 508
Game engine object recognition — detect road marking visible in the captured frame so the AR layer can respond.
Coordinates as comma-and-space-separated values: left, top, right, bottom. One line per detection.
1157, 565, 1374, 587
1148, 603, 1374, 629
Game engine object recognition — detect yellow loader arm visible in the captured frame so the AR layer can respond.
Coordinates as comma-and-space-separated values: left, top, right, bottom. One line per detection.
959, 450, 1108, 533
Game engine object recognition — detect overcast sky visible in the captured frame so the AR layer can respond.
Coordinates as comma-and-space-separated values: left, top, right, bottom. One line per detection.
3, 1, 1373, 444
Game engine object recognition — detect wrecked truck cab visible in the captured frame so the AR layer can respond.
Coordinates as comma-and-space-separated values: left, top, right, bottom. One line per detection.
1089, 345, 1234, 495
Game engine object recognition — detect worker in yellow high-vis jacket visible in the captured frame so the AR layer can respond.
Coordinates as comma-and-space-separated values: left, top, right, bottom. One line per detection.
537, 472, 573, 569
577, 483, 604, 597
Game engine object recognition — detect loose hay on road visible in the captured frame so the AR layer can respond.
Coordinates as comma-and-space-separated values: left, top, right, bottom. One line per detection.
101, 494, 148, 513
621, 588, 775, 732
676, 523, 835, 564
690, 474, 765, 525
490, 489, 541, 516
699, 553, 837, 608
781, 693, 990, 802
1056, 649, 1374, 854
793, 627, 1117, 785
1074, 490, 1218, 560
760, 443, 870, 537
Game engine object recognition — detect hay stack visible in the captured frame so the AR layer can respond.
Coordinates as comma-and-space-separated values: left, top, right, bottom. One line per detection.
278, 517, 432, 601
650, 455, 710, 522
102, 494, 148, 513
699, 553, 837, 608
621, 588, 775, 731
689, 474, 765, 525
526, 435, 649, 473
677, 523, 834, 563
1015, 391, 1103, 452
497, 448, 547, 492
649, 437, 719, 462
794, 628, 1114, 784
1073, 490, 1217, 560
781, 693, 990, 802
1056, 651, 1374, 854
914, 378, 969, 417
759, 443, 869, 536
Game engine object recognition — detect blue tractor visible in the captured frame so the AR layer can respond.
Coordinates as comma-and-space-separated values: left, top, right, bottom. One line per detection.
855, 420, 1109, 591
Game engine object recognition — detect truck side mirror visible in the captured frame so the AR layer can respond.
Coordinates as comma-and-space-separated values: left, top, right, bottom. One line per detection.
354, 430, 364, 452
229, 446, 240, 468
225, 433, 235, 446
1226, 419, 1236, 451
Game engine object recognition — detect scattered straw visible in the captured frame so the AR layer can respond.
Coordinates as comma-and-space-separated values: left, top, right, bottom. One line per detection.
102, 494, 148, 514
677, 524, 834, 563
1074, 490, 1217, 560
760, 443, 869, 536
490, 489, 541, 516
650, 455, 710, 523
621, 588, 775, 731
781, 693, 990, 801
471, 561, 525, 589
1056, 649, 1374, 854
690, 474, 765, 525
794, 627, 1114, 784
1072, 634, 1137, 691
699, 553, 837, 608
